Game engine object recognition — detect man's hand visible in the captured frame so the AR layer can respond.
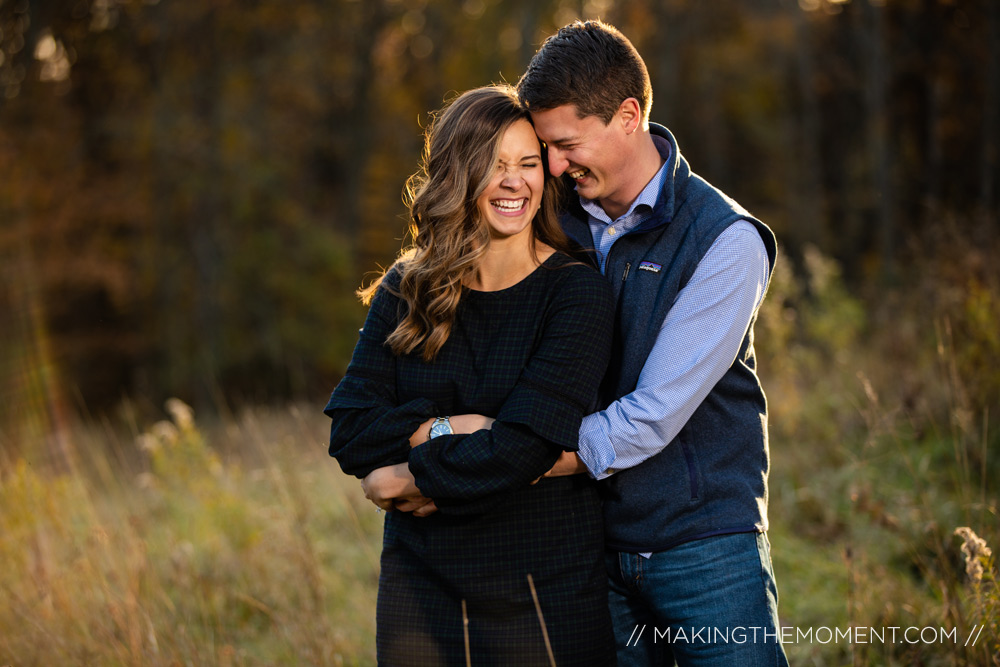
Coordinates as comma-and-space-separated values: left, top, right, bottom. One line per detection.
544, 450, 588, 477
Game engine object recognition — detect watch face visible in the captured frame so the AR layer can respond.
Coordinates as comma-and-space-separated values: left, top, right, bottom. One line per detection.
429, 419, 452, 438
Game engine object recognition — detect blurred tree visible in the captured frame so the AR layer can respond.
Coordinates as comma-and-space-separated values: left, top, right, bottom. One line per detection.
806, 0, 997, 277
0, 0, 997, 426
978, 0, 999, 218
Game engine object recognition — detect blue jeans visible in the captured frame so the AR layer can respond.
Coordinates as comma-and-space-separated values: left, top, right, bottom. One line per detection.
607, 532, 788, 667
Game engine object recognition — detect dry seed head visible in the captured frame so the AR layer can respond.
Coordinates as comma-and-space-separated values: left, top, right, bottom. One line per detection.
165, 398, 195, 431
954, 526, 994, 584
152, 420, 179, 444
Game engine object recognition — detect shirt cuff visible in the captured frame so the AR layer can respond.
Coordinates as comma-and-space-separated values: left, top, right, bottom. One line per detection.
578, 412, 617, 480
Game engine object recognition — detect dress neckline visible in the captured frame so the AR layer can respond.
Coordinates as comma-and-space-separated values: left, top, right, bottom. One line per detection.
465, 252, 564, 296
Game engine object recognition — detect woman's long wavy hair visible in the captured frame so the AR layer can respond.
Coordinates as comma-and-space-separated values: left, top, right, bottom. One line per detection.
359, 84, 575, 361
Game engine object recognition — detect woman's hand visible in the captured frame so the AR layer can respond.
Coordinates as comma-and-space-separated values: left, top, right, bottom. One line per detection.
386, 413, 495, 517
361, 463, 421, 510
395, 497, 439, 517
361, 463, 439, 516
408, 414, 496, 448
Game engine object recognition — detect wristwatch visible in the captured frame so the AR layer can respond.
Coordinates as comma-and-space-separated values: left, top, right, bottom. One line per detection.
428, 416, 453, 439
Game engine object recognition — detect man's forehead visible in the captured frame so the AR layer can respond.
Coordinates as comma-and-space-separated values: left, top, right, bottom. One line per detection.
529, 103, 583, 122
529, 104, 593, 141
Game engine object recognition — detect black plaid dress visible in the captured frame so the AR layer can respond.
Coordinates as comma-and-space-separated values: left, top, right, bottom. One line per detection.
325, 252, 616, 666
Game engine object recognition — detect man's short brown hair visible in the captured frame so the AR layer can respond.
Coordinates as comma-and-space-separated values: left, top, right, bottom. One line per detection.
517, 20, 652, 125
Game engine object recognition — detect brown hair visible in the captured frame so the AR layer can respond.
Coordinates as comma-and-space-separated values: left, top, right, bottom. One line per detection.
360, 84, 572, 361
516, 20, 652, 125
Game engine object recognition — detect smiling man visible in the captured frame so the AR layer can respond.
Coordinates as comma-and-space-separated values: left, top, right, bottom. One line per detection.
518, 20, 788, 667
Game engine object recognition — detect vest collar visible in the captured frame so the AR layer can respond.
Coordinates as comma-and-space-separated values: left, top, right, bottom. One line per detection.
640, 123, 686, 232
562, 123, 685, 233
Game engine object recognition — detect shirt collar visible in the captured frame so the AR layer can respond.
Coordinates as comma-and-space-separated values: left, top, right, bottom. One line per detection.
577, 149, 671, 227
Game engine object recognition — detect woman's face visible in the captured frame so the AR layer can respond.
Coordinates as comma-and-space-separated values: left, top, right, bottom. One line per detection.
476, 119, 545, 241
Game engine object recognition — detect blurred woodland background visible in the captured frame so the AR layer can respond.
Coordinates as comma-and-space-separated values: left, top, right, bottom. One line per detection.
1, 0, 998, 664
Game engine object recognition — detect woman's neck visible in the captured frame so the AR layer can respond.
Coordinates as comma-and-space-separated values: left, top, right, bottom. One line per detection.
469, 236, 555, 292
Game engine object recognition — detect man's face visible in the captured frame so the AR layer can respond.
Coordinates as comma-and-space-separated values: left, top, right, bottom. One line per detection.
529, 103, 630, 211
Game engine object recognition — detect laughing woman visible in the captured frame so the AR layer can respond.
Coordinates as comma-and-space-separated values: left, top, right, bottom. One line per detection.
324, 85, 615, 666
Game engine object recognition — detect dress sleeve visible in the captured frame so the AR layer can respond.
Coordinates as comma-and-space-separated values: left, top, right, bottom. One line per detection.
324, 277, 436, 478
407, 267, 614, 515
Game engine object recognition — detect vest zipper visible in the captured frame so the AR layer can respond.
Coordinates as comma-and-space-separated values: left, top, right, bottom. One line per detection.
622, 262, 631, 282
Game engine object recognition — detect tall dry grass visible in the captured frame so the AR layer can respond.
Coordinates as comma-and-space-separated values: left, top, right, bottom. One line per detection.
2, 238, 998, 665
758, 245, 999, 666
0, 401, 382, 666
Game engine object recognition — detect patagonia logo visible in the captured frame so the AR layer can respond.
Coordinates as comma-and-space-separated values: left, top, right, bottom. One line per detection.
638, 261, 662, 273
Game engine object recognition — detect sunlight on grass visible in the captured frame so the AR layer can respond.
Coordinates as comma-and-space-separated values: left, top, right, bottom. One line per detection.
0, 402, 382, 666
759, 250, 999, 666
1, 247, 997, 664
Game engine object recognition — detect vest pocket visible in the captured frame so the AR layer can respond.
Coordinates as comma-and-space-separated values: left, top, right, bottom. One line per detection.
678, 440, 700, 501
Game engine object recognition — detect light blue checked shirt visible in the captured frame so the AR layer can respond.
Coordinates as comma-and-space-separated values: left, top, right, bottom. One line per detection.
577, 156, 771, 481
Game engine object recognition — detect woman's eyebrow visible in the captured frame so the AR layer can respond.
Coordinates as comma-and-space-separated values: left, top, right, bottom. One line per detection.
498, 153, 542, 164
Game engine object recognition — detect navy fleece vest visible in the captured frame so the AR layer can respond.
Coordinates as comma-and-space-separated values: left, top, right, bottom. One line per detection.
561, 124, 778, 552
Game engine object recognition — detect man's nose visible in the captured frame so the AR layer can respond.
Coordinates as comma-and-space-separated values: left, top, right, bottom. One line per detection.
547, 150, 569, 177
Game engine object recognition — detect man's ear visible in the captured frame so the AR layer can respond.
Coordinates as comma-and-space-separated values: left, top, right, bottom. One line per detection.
618, 97, 641, 134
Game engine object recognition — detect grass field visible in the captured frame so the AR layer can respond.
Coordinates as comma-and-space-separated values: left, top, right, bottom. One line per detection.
1, 251, 997, 665
0, 402, 382, 666
1, 398, 995, 666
